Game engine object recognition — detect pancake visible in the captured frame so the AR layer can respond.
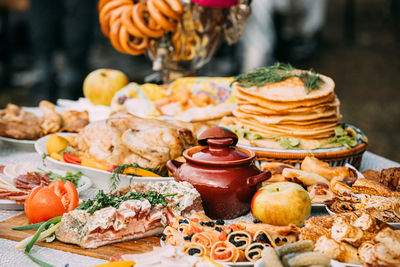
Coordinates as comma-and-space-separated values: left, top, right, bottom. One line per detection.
237, 97, 340, 116
236, 119, 336, 139
234, 73, 335, 102
233, 108, 340, 125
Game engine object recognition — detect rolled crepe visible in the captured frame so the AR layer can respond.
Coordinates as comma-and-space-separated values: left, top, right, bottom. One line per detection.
245, 242, 267, 262
227, 230, 252, 250
236, 221, 299, 237
183, 242, 208, 257
190, 212, 213, 223
164, 226, 185, 246
210, 241, 246, 262
253, 230, 275, 247
237, 222, 299, 246
192, 230, 220, 249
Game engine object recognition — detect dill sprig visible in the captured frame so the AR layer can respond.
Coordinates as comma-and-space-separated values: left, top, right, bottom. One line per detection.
110, 164, 165, 192
77, 190, 178, 214
231, 62, 324, 94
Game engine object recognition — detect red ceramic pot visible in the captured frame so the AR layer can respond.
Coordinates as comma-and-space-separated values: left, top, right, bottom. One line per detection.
167, 127, 271, 219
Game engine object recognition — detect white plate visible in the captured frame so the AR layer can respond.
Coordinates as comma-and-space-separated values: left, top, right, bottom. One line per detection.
0, 166, 92, 210
325, 206, 400, 228
0, 106, 68, 150
0, 199, 25, 210
160, 240, 253, 267
254, 259, 362, 267
312, 203, 325, 208
0, 135, 36, 151
35, 133, 173, 191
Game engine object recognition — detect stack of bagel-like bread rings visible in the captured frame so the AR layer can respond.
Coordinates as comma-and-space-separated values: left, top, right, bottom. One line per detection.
98, 0, 184, 55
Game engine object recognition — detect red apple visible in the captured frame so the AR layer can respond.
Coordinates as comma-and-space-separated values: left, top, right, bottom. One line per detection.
83, 68, 129, 106
251, 182, 311, 226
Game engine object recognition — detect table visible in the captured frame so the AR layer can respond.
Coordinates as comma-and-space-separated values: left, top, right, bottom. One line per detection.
1, 140, 399, 267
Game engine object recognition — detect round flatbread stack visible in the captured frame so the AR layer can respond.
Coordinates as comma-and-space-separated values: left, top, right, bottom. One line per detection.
232, 69, 341, 140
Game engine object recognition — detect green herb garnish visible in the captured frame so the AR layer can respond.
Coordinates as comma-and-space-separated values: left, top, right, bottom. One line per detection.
77, 190, 177, 214
110, 164, 165, 192
38, 169, 82, 187
228, 125, 301, 149
317, 124, 367, 149
278, 137, 301, 149
231, 62, 324, 94
41, 153, 48, 166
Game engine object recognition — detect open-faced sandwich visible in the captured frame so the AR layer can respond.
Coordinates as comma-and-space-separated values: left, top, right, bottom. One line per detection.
55, 181, 203, 248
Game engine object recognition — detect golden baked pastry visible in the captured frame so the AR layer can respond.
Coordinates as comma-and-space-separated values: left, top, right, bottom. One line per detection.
307, 183, 335, 204
352, 178, 400, 197
301, 156, 355, 181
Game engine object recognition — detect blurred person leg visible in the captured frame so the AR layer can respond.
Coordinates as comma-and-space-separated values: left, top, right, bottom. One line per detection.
28, 0, 62, 103
58, 0, 96, 100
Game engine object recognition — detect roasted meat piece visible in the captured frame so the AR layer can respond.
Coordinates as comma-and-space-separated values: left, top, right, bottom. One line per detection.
60, 110, 89, 132
77, 112, 196, 171
0, 103, 41, 139
39, 100, 62, 135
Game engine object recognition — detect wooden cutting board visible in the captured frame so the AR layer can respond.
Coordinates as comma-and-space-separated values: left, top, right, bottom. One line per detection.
0, 214, 160, 260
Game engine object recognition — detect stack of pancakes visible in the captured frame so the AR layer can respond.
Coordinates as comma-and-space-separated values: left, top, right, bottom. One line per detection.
233, 73, 341, 139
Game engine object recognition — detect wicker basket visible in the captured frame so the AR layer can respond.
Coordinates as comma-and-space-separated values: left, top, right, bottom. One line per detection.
240, 142, 367, 169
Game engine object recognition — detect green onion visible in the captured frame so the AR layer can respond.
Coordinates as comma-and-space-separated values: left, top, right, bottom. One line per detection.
12, 221, 45, 230
24, 251, 54, 267
16, 216, 62, 267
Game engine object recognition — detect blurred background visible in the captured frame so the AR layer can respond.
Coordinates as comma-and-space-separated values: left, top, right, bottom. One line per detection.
0, 0, 399, 162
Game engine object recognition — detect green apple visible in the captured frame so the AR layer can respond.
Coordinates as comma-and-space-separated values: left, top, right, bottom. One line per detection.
83, 68, 129, 106
251, 182, 311, 226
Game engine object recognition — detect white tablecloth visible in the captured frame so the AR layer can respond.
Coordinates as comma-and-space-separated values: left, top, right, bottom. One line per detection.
0, 139, 399, 267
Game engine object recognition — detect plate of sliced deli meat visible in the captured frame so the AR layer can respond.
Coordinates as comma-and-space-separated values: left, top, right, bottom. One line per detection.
0, 163, 91, 210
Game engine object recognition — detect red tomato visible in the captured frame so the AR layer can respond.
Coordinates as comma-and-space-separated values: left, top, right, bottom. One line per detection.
108, 165, 118, 172
24, 181, 79, 223
48, 181, 79, 212
62, 153, 81, 165
24, 187, 65, 223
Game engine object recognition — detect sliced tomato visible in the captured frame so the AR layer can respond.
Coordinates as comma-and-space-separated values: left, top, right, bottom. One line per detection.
24, 186, 42, 221
24, 187, 65, 223
108, 165, 118, 172
48, 180, 79, 212
63, 153, 81, 165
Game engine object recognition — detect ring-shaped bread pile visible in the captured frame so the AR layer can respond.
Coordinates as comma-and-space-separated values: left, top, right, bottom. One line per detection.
98, 0, 183, 55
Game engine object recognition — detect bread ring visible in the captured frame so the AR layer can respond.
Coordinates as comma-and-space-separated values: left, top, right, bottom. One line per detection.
151, 0, 180, 20
119, 26, 148, 55
132, 2, 165, 38
120, 6, 146, 38
165, 0, 183, 15
99, 0, 131, 36
148, 0, 177, 31
109, 20, 126, 54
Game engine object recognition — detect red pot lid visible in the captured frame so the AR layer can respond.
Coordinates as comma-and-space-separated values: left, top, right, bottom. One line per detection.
192, 137, 248, 162
198, 126, 238, 146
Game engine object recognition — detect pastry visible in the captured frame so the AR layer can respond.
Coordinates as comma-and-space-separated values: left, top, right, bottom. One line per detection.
301, 156, 355, 181
282, 168, 329, 186
307, 183, 335, 204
